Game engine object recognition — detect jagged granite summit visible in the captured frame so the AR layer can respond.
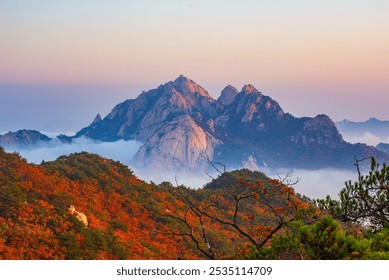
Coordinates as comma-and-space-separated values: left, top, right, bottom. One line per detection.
75, 75, 388, 171
76, 75, 222, 170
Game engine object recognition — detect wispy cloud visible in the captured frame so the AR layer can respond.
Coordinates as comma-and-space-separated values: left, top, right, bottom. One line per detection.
342, 132, 389, 146
6, 137, 143, 165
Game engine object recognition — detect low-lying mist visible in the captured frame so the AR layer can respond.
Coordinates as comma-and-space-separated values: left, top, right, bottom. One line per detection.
132, 167, 214, 189
268, 168, 355, 200
5, 137, 143, 165
6, 138, 358, 200
135, 166, 355, 200
342, 132, 389, 146
129, 165, 355, 200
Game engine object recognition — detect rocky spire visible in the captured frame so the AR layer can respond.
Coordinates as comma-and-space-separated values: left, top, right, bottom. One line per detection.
91, 114, 102, 125
241, 84, 260, 94
217, 85, 239, 106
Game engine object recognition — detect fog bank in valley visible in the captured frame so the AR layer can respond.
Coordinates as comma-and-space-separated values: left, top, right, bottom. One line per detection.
133, 165, 355, 200
7, 139, 357, 200
5, 137, 143, 166
281, 169, 355, 200
342, 132, 389, 146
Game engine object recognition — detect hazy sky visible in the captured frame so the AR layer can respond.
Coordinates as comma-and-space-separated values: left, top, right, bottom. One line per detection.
1, 0, 389, 133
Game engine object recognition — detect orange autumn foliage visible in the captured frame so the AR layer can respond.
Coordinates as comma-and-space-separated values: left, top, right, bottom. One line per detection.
0, 148, 313, 259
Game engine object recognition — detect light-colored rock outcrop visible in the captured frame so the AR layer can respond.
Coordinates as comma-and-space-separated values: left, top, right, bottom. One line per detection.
67, 205, 88, 227
135, 115, 220, 171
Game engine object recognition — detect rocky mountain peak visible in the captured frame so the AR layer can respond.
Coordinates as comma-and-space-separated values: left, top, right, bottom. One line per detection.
241, 84, 260, 94
172, 75, 211, 98
217, 85, 239, 106
92, 114, 102, 125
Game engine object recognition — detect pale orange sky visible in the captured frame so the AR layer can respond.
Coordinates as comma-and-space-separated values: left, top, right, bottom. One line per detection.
0, 0, 388, 125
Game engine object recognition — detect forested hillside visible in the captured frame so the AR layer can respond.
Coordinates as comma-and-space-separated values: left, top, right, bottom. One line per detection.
0, 148, 190, 259
1, 148, 388, 259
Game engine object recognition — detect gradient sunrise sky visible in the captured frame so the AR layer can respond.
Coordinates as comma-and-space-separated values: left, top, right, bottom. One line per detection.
0, 0, 388, 132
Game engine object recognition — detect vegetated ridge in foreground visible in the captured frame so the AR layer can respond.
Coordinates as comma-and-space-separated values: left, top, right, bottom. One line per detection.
1, 148, 388, 259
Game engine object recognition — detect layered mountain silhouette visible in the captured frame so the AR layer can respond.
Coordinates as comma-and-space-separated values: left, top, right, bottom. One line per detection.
0, 130, 73, 149
336, 118, 389, 139
0, 129, 51, 149
74, 75, 387, 171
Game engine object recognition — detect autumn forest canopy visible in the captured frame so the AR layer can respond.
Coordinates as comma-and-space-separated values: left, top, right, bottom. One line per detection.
0, 147, 388, 260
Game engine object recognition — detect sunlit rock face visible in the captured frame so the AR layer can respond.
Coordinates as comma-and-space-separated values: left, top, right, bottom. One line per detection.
135, 115, 220, 171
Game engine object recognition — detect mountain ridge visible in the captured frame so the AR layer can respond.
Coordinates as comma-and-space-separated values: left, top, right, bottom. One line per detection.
75, 75, 387, 171
0, 129, 52, 149
336, 118, 389, 139
1, 76, 387, 171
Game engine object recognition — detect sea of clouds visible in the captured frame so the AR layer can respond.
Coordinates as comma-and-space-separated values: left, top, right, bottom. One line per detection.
5, 137, 358, 200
